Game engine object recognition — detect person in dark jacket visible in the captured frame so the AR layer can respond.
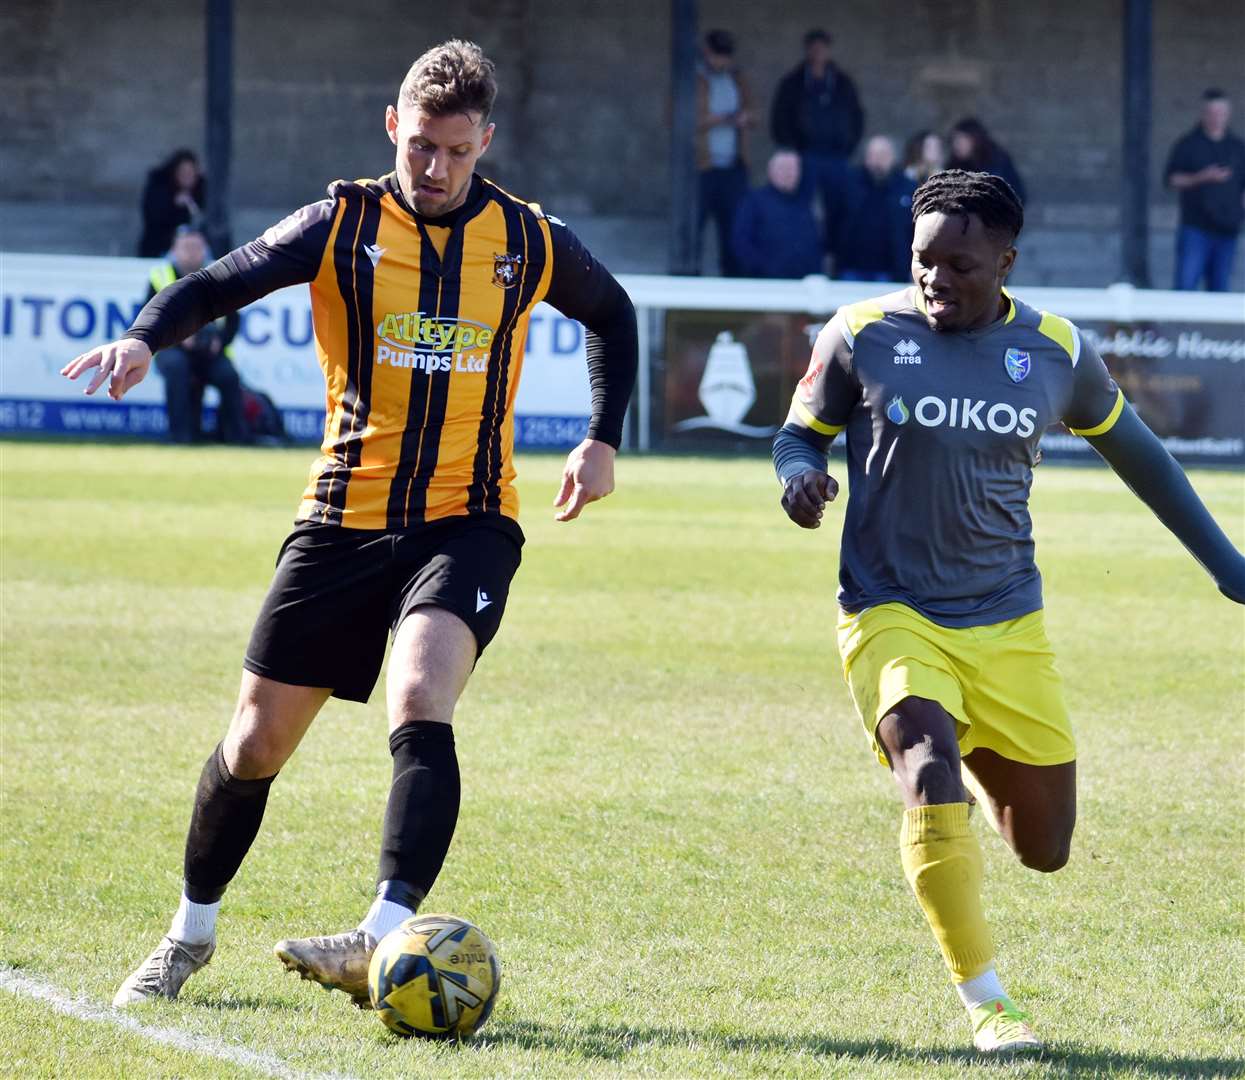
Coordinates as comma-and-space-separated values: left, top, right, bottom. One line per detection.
834, 135, 916, 282
948, 118, 1026, 206
1165, 88, 1245, 291
732, 151, 823, 279
769, 29, 864, 235
146, 227, 246, 443
138, 149, 206, 258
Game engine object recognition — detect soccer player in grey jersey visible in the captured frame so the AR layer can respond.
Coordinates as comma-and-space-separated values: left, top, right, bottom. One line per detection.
773, 171, 1245, 1054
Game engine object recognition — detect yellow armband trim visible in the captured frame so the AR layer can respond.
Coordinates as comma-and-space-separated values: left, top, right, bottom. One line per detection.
1068, 388, 1125, 437
792, 398, 845, 437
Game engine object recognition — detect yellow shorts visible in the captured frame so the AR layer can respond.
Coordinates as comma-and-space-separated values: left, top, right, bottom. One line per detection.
837, 602, 1076, 768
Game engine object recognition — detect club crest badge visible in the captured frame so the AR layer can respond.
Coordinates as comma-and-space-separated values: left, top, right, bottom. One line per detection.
492, 252, 522, 288
1004, 347, 1031, 383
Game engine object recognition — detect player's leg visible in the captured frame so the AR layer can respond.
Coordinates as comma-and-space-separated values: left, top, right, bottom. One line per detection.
961, 749, 1075, 872
274, 522, 522, 1005
877, 697, 1041, 1054
839, 604, 1040, 1054
114, 673, 330, 1006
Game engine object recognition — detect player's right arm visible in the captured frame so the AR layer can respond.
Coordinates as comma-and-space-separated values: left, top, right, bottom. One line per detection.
772, 313, 861, 529
61, 201, 335, 400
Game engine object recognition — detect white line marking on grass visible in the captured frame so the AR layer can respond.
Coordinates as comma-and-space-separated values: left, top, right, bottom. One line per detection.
0, 967, 359, 1080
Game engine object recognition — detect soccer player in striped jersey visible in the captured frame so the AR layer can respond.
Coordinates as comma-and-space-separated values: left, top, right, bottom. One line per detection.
773, 170, 1245, 1054
65, 40, 638, 1008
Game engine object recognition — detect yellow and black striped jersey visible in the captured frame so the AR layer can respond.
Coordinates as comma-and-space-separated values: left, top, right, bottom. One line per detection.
129, 173, 636, 530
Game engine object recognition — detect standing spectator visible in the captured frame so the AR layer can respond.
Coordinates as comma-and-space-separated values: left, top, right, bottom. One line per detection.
731, 150, 822, 279
1165, 89, 1245, 292
834, 136, 915, 283
696, 29, 753, 276
138, 149, 206, 258
948, 118, 1026, 205
903, 129, 946, 185
770, 29, 864, 235
147, 228, 246, 444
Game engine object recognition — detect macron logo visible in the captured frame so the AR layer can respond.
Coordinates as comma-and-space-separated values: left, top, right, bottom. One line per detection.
475, 588, 492, 613
893, 339, 922, 365
364, 243, 386, 267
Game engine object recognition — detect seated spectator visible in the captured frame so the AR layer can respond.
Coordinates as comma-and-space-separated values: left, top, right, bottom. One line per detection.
948, 117, 1027, 204
147, 228, 247, 444
138, 149, 206, 258
731, 150, 823, 279
903, 129, 946, 185
696, 28, 753, 276
834, 136, 915, 283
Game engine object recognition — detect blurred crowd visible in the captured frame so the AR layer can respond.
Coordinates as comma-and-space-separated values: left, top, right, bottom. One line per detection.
695, 27, 1243, 291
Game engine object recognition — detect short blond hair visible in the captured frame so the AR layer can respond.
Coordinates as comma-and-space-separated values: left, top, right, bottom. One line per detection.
399, 40, 497, 120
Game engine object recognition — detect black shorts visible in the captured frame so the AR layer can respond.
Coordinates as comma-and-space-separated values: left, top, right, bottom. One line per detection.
243, 515, 524, 703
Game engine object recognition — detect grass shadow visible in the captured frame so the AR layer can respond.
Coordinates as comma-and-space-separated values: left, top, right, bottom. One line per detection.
475, 1020, 1244, 1077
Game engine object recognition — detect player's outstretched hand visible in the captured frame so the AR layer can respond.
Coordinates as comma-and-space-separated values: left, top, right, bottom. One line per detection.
781, 468, 839, 529
60, 337, 153, 400
554, 438, 616, 522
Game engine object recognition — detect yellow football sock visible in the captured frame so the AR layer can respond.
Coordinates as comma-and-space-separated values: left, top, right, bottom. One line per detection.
900, 802, 994, 982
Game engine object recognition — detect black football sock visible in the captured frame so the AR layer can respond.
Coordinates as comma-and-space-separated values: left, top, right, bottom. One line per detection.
182, 742, 277, 903
375, 721, 461, 905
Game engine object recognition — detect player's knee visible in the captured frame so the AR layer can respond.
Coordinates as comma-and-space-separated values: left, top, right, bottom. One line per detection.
389, 672, 454, 726
225, 709, 287, 778
1015, 830, 1072, 873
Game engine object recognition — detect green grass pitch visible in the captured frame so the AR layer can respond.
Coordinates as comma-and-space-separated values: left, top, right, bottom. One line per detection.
1, 441, 1242, 1078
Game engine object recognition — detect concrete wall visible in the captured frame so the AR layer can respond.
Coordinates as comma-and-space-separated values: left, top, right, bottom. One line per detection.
2, 0, 1243, 286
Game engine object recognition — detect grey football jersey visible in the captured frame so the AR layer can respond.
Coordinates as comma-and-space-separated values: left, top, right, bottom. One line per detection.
790, 286, 1123, 627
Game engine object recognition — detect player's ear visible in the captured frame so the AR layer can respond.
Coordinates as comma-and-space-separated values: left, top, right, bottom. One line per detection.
997, 244, 1017, 280
478, 122, 495, 156
385, 105, 400, 146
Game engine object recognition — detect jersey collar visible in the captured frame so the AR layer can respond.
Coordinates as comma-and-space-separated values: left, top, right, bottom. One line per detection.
383, 172, 489, 229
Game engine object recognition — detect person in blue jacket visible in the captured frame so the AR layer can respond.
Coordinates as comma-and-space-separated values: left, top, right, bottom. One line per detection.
834, 135, 917, 282
732, 150, 824, 279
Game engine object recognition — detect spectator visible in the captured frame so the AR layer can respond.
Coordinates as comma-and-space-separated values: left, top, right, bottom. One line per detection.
1165, 88, 1245, 292
696, 29, 753, 276
903, 129, 946, 185
948, 118, 1026, 204
731, 150, 823, 279
770, 28, 864, 233
147, 228, 246, 444
138, 149, 206, 258
834, 135, 915, 283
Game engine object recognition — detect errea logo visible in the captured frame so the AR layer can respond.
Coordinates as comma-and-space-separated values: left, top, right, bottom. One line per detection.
893, 338, 922, 365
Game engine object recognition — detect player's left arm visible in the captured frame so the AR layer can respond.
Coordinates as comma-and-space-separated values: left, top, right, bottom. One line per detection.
1064, 335, 1245, 603
542, 218, 639, 522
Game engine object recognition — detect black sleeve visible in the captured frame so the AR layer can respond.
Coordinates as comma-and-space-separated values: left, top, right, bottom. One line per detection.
770, 72, 800, 148
542, 219, 638, 449
127, 200, 336, 353
843, 75, 864, 156
1087, 404, 1245, 603
773, 425, 833, 487
1164, 133, 1193, 182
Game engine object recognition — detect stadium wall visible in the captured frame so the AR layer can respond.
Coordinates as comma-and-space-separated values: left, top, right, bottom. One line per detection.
1, 0, 1243, 287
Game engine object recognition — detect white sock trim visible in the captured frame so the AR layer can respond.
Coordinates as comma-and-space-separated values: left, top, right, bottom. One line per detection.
955, 966, 1007, 1011
168, 893, 219, 946
357, 898, 413, 942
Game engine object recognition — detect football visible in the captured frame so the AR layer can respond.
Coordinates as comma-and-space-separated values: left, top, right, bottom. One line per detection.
368, 914, 501, 1039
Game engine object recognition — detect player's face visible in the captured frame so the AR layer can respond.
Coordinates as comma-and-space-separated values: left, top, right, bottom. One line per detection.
386, 104, 494, 217
911, 211, 1016, 332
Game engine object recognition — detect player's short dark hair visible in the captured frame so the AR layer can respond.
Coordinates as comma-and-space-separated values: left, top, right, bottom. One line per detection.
911, 169, 1025, 246
399, 40, 497, 121
705, 29, 735, 56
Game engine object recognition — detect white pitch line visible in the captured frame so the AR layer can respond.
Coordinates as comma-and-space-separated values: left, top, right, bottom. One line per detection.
0, 967, 360, 1080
